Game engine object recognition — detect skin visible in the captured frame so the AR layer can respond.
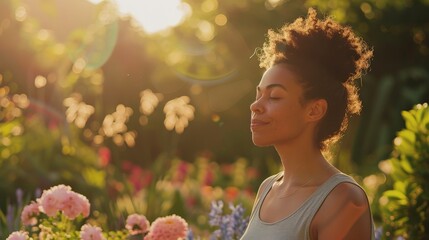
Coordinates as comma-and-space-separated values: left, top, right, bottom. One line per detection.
250, 64, 372, 239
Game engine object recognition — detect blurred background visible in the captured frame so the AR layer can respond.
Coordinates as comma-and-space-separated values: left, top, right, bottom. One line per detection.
0, 0, 428, 238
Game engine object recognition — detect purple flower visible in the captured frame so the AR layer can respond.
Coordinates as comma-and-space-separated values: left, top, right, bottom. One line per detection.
209, 200, 249, 240
187, 228, 201, 240
229, 203, 248, 237
374, 226, 382, 240
209, 201, 224, 226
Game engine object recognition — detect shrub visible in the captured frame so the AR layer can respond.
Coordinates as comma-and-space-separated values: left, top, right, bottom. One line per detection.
378, 103, 429, 239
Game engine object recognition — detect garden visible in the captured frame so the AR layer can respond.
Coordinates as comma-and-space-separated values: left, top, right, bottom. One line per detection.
0, 0, 428, 239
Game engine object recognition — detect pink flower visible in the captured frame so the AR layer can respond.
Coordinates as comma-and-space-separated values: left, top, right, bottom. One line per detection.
21, 201, 40, 225
6, 231, 29, 240
144, 214, 188, 240
126, 213, 150, 235
38, 184, 71, 216
80, 224, 106, 240
62, 191, 90, 219
78, 193, 90, 217
37, 184, 90, 219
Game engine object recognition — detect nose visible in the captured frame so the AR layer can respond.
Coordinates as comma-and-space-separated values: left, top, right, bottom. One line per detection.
250, 98, 264, 114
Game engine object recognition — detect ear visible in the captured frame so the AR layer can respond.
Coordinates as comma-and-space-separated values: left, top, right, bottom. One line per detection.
306, 99, 327, 122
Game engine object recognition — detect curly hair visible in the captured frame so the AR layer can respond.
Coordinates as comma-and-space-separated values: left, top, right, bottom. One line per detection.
258, 8, 373, 150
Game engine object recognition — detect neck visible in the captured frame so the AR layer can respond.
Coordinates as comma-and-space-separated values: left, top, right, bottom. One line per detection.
274, 139, 332, 184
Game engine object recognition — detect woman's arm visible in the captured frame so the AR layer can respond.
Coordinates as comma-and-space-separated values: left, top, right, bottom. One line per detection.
311, 183, 373, 240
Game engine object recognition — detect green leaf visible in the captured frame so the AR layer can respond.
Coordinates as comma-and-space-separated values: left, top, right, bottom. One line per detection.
384, 189, 407, 200
414, 105, 424, 123
82, 168, 106, 188
395, 130, 416, 156
390, 158, 408, 181
399, 157, 414, 174
402, 110, 418, 132
397, 129, 416, 145
418, 104, 429, 131
393, 180, 407, 194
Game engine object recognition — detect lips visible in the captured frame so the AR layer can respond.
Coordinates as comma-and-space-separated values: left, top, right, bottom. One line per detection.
250, 119, 269, 129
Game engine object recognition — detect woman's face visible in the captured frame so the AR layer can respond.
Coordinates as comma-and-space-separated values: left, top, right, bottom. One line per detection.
250, 64, 310, 147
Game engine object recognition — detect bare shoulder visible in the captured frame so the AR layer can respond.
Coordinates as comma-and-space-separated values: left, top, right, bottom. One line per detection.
328, 182, 369, 206
311, 182, 373, 240
316, 182, 370, 223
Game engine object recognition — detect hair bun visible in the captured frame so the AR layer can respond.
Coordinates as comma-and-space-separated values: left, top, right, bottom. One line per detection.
260, 8, 373, 84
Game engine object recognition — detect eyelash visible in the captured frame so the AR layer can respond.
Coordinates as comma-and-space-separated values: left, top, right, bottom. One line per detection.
255, 95, 281, 100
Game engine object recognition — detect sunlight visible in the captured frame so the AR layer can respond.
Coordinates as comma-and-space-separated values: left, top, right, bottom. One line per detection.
88, 0, 191, 34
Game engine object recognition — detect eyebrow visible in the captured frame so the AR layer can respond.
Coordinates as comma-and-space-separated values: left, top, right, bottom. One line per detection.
256, 83, 287, 92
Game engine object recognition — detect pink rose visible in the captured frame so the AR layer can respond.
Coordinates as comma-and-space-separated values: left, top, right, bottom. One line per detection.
37, 184, 90, 219
80, 224, 106, 240
77, 193, 90, 218
62, 191, 90, 219
6, 231, 28, 240
38, 184, 71, 216
144, 214, 188, 240
21, 201, 40, 225
126, 213, 150, 235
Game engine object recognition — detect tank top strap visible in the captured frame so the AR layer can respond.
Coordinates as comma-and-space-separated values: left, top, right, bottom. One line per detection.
249, 172, 283, 220
302, 173, 357, 221
301, 173, 375, 239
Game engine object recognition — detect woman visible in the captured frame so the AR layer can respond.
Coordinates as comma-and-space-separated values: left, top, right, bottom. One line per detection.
241, 8, 374, 240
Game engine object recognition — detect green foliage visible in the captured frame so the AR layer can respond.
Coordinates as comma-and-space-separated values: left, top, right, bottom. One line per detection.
353, 67, 429, 170
0, 115, 102, 196
379, 103, 429, 239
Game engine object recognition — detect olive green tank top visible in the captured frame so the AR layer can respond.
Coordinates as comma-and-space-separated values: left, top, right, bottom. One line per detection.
240, 173, 375, 240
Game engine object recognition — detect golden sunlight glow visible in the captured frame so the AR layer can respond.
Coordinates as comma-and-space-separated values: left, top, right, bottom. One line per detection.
63, 94, 95, 128
15, 6, 27, 22
201, 0, 218, 13
163, 96, 195, 134
196, 20, 215, 41
140, 89, 163, 115
215, 14, 227, 26
34, 75, 47, 88
88, 0, 191, 34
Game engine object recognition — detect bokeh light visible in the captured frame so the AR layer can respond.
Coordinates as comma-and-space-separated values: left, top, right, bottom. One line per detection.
63, 94, 95, 129
163, 96, 195, 134
87, 0, 192, 34
214, 14, 227, 26
139, 89, 163, 116
34, 75, 47, 88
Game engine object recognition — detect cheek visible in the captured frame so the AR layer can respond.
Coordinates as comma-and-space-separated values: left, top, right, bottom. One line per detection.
273, 103, 300, 117
273, 106, 306, 128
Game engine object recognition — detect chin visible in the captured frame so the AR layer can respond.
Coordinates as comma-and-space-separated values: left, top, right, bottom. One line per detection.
251, 137, 272, 147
